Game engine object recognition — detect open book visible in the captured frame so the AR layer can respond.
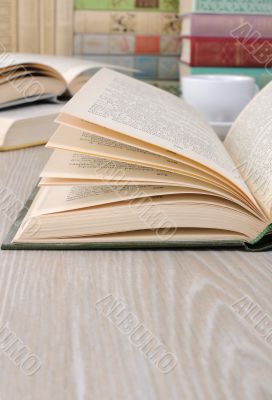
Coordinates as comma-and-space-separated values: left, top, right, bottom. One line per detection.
0, 53, 132, 109
0, 103, 63, 151
3, 68, 272, 251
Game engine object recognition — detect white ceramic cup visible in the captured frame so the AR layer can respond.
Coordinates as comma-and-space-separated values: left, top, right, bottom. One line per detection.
182, 75, 259, 123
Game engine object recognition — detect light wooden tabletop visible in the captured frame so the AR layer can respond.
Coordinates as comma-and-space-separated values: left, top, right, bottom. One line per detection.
0, 146, 272, 400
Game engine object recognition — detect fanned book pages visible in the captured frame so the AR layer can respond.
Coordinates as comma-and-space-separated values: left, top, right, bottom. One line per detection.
0, 53, 133, 109
3, 69, 272, 251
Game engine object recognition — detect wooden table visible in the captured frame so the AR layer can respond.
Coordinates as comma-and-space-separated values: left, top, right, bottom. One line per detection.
0, 147, 272, 400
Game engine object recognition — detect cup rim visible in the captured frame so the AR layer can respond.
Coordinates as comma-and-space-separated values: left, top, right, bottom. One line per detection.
182, 74, 255, 83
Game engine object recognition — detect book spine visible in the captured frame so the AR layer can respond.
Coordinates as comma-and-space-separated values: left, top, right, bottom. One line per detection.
179, 63, 272, 88
184, 37, 272, 67
74, 11, 181, 35
0, 0, 17, 52
134, 55, 179, 79
181, 0, 272, 14
18, 0, 40, 53
55, 0, 74, 56
78, 54, 179, 79
188, 14, 272, 38
75, 0, 179, 12
40, 0, 55, 54
73, 34, 181, 55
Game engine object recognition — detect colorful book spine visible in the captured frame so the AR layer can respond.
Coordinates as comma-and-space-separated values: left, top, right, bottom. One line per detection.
0, 0, 17, 52
55, 0, 74, 56
40, 0, 55, 54
180, 0, 272, 15
18, 0, 40, 53
179, 63, 272, 89
75, 0, 179, 12
74, 11, 180, 35
182, 37, 272, 67
74, 34, 181, 55
80, 55, 179, 79
182, 14, 272, 38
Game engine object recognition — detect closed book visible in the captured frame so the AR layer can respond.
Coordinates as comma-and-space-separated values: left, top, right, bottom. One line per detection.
74, 34, 181, 55
55, 0, 74, 56
18, 0, 40, 53
74, 11, 181, 35
179, 63, 272, 89
0, 103, 63, 151
180, 0, 272, 15
0, 0, 17, 52
40, 0, 55, 55
182, 14, 272, 38
75, 0, 179, 12
181, 37, 272, 67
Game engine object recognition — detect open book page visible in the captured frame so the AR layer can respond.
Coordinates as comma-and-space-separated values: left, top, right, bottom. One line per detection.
58, 68, 253, 199
225, 82, 272, 218
40, 150, 261, 216
41, 150, 215, 187
47, 125, 237, 187
30, 185, 210, 216
0, 53, 133, 86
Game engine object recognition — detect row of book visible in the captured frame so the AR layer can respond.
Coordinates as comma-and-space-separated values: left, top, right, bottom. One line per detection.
0, 0, 73, 55
74, 1, 181, 84
1, 0, 180, 86
179, 0, 272, 89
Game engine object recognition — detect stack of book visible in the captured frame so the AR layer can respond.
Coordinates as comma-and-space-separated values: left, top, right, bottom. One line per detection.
74, 0, 181, 93
179, 0, 272, 89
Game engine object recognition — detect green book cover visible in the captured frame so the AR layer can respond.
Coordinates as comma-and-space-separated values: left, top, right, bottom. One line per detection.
181, 0, 272, 14
181, 65, 272, 89
75, 0, 179, 12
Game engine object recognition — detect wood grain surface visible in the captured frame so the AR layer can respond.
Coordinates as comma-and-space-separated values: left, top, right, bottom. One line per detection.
0, 147, 272, 400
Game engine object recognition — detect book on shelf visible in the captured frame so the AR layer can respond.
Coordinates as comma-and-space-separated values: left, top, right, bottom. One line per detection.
3, 68, 272, 251
0, 53, 133, 109
0, 103, 63, 151
18, 0, 40, 53
74, 34, 181, 56
180, 0, 272, 15
40, 0, 55, 55
181, 13, 272, 38
78, 54, 179, 79
55, 0, 74, 57
181, 37, 272, 68
74, 11, 181, 35
179, 63, 272, 89
75, 0, 179, 12
0, 0, 17, 52
17, 0, 73, 56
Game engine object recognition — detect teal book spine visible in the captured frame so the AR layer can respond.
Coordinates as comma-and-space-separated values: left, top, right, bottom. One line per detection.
184, 66, 272, 88
75, 0, 179, 12
181, 0, 272, 15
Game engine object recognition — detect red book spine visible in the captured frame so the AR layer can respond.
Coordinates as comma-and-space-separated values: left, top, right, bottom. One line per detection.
188, 14, 272, 38
135, 36, 160, 54
183, 37, 272, 67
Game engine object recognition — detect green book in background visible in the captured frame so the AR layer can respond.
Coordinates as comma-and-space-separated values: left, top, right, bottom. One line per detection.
179, 64, 272, 89
180, 0, 272, 15
75, 0, 179, 12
